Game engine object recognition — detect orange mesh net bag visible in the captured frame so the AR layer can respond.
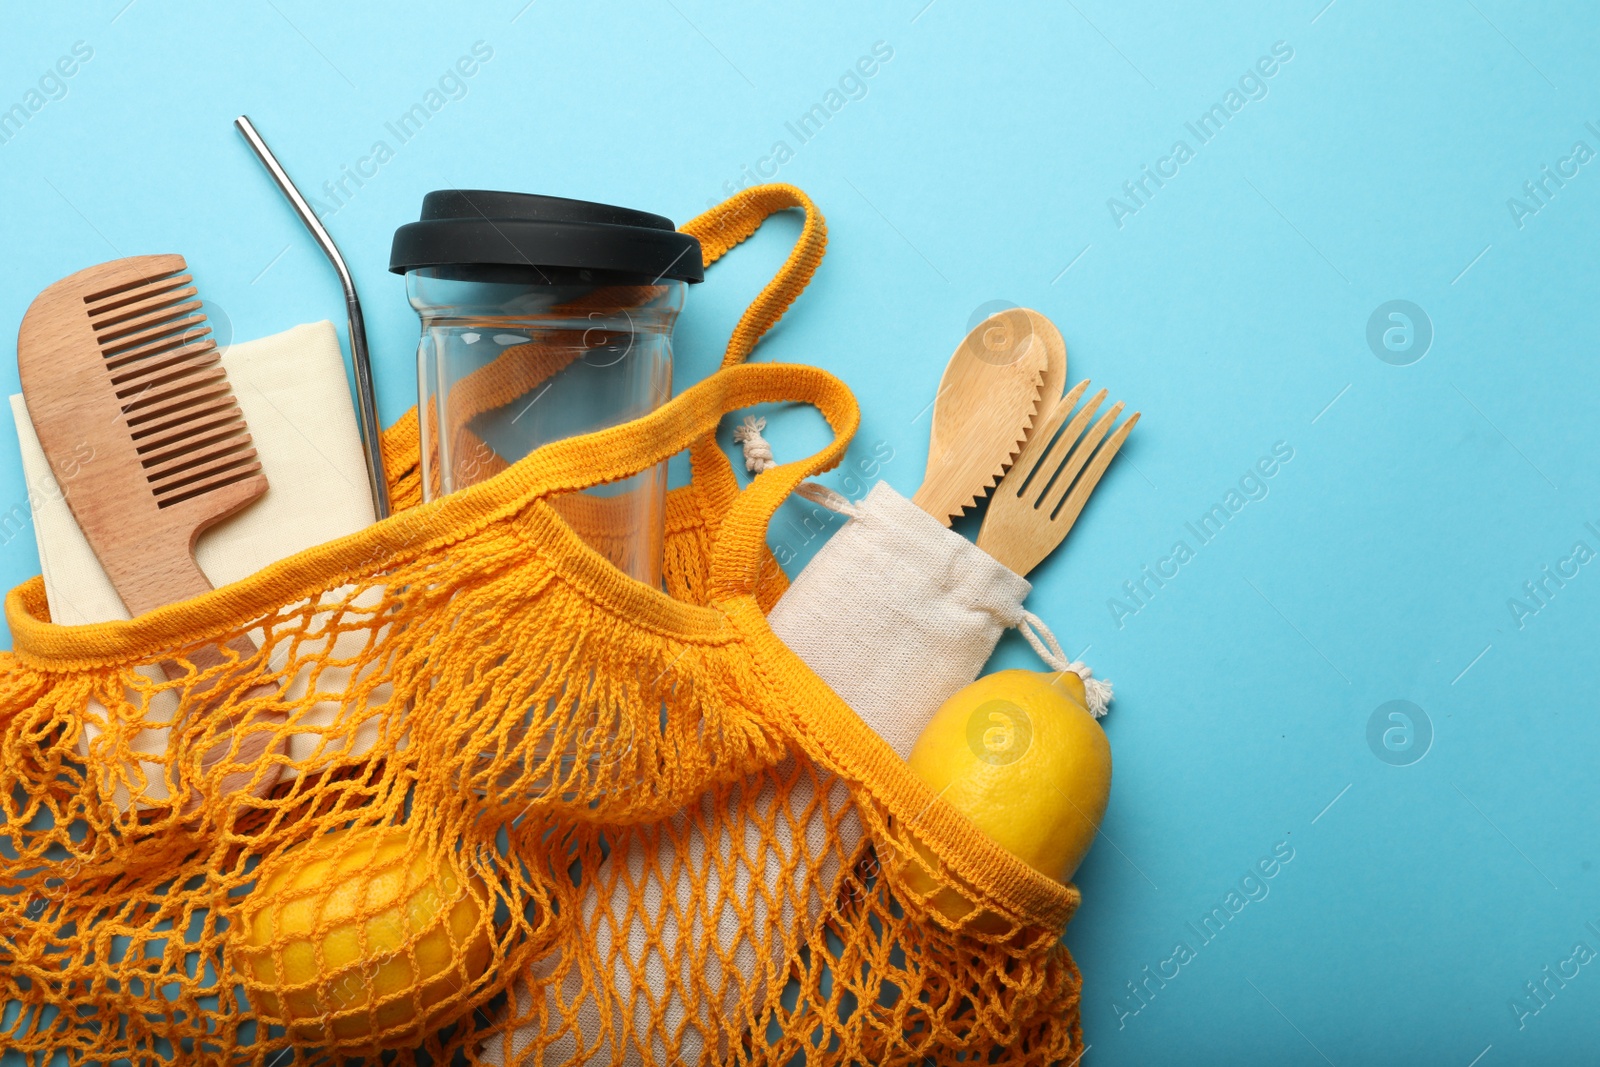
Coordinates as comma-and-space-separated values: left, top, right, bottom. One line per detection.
0, 185, 1084, 1065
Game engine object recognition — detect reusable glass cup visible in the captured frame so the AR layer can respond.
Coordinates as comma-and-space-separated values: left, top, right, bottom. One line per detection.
391, 191, 703, 585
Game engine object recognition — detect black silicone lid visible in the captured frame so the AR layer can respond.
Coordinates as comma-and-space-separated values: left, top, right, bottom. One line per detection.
388, 190, 704, 283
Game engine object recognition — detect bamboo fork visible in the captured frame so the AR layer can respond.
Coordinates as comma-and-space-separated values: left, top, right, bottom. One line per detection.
976, 379, 1139, 576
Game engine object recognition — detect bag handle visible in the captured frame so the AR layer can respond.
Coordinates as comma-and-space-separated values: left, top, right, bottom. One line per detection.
681, 184, 828, 370
678, 185, 830, 536
520, 359, 856, 549
527, 190, 838, 600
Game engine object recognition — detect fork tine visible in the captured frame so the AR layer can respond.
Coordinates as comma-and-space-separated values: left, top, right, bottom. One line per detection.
1007, 379, 1090, 499
1041, 400, 1122, 514
1027, 387, 1106, 505
1049, 410, 1139, 535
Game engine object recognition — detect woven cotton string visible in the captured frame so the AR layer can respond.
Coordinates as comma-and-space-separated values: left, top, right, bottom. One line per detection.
0, 184, 1085, 1066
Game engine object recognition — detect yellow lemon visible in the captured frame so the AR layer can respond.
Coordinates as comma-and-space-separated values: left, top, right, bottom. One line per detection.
901, 669, 1111, 927
229, 824, 492, 1047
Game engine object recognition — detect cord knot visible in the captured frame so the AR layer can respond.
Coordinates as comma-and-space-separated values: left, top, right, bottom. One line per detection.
732, 416, 776, 473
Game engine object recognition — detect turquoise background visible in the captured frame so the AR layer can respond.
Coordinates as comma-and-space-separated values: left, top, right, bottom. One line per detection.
2, 0, 1599, 1063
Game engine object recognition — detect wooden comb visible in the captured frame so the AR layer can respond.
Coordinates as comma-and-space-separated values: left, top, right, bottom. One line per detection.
17, 254, 284, 811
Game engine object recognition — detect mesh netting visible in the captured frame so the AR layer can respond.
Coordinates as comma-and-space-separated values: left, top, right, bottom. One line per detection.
0, 185, 1083, 1065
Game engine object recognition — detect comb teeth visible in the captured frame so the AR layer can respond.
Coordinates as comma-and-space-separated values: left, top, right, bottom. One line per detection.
83, 266, 261, 509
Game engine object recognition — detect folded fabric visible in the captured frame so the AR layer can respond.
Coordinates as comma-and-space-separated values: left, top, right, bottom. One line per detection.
10, 320, 383, 805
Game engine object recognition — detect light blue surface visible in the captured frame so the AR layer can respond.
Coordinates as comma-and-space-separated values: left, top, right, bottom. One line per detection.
2, 1, 1598, 1063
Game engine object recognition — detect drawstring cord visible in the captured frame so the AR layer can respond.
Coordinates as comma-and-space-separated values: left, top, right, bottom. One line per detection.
734, 414, 1111, 717
1018, 610, 1112, 718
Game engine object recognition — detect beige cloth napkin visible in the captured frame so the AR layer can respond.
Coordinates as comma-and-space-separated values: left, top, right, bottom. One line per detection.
11, 320, 385, 804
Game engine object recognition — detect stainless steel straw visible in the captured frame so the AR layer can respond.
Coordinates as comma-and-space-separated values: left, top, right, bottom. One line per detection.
233, 114, 391, 520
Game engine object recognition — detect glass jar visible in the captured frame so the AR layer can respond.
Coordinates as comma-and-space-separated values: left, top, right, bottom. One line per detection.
391, 191, 702, 585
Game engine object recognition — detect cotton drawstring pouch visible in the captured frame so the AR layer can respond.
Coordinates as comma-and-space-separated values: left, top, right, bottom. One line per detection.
763, 474, 1109, 758
0, 185, 1085, 1065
